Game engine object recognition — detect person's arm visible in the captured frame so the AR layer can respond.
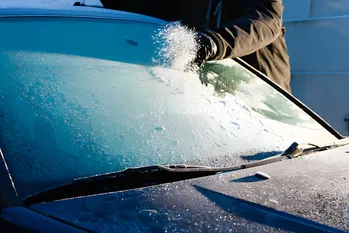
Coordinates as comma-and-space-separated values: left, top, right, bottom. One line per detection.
204, 0, 284, 60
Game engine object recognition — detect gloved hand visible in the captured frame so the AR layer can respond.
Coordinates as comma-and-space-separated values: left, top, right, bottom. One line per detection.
192, 32, 218, 68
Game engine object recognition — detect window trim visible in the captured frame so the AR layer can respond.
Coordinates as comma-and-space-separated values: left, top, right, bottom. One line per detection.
233, 57, 343, 139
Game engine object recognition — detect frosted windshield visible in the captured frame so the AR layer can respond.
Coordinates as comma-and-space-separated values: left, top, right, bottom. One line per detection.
0, 17, 337, 198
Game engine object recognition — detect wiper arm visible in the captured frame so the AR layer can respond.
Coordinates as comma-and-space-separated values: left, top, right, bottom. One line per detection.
283, 138, 349, 158
23, 139, 349, 207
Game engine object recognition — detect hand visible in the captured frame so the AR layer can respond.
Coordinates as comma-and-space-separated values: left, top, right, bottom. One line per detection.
192, 32, 218, 68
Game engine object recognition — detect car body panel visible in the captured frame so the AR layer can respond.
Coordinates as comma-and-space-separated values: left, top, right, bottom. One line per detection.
28, 144, 349, 232
0, 7, 166, 25
1, 207, 87, 233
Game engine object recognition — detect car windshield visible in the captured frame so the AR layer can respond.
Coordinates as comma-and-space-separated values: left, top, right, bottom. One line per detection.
0, 15, 338, 199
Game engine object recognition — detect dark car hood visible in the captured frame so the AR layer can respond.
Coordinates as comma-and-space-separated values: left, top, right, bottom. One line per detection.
30, 145, 349, 233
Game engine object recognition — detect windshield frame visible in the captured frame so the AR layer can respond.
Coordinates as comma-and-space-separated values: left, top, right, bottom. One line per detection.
232, 57, 343, 139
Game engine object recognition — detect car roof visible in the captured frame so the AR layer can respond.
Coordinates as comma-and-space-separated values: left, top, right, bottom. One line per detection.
0, 6, 167, 25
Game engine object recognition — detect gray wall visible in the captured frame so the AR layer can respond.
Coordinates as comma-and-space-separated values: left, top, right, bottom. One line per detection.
283, 0, 349, 136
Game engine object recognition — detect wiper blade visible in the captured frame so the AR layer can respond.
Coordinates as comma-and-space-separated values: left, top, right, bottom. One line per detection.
25, 161, 269, 206
23, 159, 281, 207
23, 139, 349, 207
23, 164, 225, 207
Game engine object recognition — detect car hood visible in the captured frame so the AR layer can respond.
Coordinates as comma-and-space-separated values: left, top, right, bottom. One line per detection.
30, 145, 349, 233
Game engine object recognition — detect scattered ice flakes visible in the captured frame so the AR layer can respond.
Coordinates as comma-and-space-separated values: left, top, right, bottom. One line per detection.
154, 126, 165, 132
139, 209, 158, 215
171, 140, 179, 145
269, 199, 279, 204
152, 22, 199, 72
231, 122, 240, 127
255, 171, 271, 180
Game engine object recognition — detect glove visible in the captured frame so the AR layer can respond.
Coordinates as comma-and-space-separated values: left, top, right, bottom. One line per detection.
192, 32, 218, 68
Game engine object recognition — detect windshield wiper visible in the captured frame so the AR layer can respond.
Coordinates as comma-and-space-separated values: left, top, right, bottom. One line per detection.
23, 164, 225, 207
23, 139, 349, 207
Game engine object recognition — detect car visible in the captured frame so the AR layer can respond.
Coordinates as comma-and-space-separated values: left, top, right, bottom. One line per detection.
0, 6, 348, 233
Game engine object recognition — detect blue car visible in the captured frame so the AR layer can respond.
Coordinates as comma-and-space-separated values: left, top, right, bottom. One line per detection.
0, 7, 348, 233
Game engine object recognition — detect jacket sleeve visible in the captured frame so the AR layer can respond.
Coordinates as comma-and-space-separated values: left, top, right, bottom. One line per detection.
206, 0, 284, 60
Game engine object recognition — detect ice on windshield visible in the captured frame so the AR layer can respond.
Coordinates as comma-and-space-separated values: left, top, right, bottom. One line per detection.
152, 22, 199, 71
0, 18, 336, 198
